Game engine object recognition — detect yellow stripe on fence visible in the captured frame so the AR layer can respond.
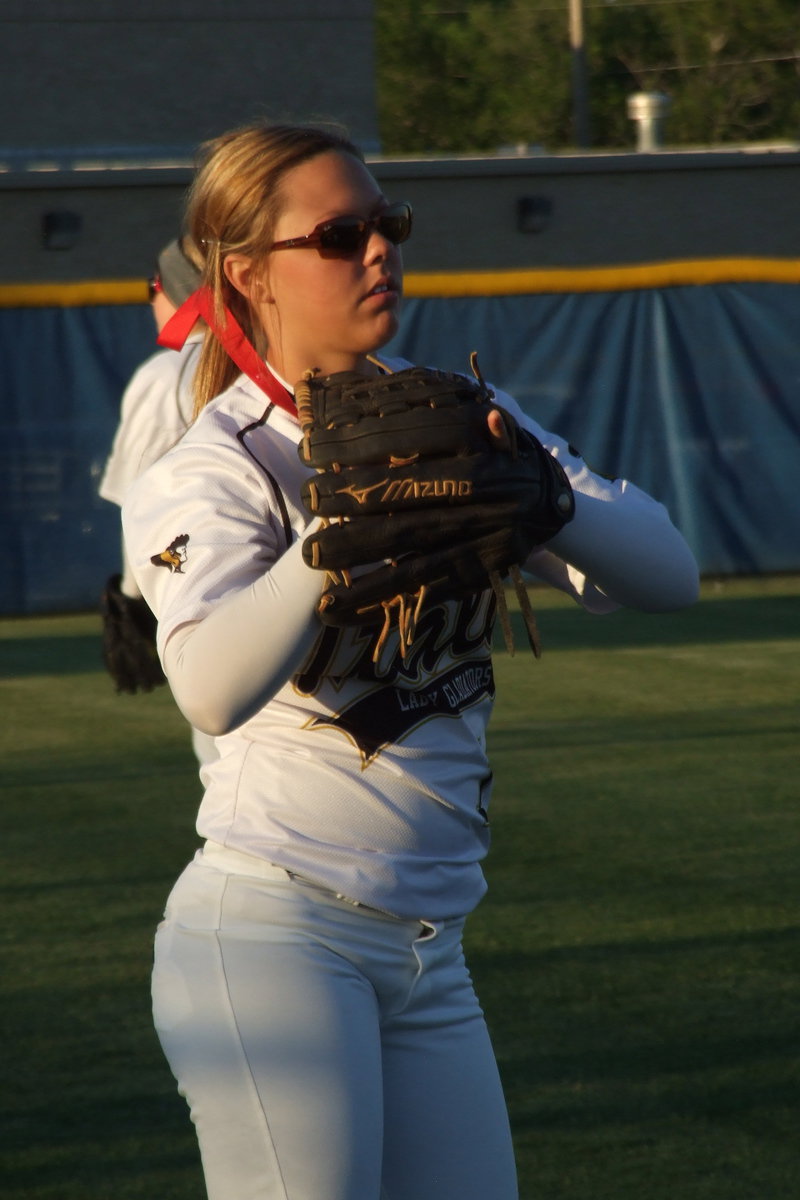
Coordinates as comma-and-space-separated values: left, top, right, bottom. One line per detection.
0, 279, 149, 307
2, 258, 800, 307
404, 258, 800, 295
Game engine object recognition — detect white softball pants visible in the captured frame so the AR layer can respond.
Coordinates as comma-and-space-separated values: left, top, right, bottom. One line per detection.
152, 842, 518, 1200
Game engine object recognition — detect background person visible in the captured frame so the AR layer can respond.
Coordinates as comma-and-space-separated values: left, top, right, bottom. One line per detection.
99, 236, 216, 766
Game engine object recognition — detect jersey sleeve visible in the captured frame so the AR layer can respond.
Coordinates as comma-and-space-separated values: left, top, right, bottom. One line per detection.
492, 386, 699, 613
121, 429, 324, 735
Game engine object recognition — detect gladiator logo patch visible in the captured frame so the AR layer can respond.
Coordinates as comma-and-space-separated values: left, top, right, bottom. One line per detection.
150, 533, 189, 573
305, 658, 494, 767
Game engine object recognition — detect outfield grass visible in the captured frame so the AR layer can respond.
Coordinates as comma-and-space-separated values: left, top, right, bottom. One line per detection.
2, 576, 799, 1199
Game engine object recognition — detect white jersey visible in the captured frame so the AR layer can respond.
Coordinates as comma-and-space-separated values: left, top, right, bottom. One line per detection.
100, 336, 202, 506
123, 356, 698, 921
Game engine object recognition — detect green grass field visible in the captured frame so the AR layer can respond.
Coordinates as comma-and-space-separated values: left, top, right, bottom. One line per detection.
2, 575, 799, 1199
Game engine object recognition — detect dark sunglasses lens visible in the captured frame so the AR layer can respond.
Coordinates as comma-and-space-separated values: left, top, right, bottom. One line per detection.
378, 208, 411, 245
319, 220, 366, 253
317, 206, 411, 252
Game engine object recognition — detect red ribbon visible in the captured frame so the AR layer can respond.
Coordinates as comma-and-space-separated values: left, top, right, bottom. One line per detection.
158, 285, 296, 417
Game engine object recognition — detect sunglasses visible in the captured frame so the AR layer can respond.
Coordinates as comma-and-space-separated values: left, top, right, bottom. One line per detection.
147, 274, 163, 302
270, 202, 412, 256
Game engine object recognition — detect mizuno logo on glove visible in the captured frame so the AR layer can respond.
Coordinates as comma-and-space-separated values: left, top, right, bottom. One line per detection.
337, 477, 473, 505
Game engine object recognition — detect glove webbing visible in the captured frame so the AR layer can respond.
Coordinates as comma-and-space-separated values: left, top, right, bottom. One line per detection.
490, 568, 542, 660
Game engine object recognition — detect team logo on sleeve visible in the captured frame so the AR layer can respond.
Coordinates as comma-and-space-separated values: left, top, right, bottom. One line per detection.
150, 533, 189, 573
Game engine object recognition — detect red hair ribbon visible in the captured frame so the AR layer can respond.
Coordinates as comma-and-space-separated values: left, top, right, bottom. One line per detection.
158, 284, 296, 417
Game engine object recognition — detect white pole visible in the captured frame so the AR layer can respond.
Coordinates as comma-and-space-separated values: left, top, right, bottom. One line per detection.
568, 0, 591, 148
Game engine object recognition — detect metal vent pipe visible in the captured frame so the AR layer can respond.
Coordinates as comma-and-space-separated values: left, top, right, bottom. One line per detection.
627, 91, 671, 152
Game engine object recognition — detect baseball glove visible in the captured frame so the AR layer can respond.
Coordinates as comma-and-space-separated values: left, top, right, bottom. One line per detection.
99, 574, 166, 694
296, 358, 575, 660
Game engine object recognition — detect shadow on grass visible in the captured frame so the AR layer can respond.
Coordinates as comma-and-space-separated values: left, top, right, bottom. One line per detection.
2, 589, 799, 682
0, 632, 104, 678
509, 1070, 800, 1134
1, 738, 196, 788
3, 1042, 203, 1196
487, 711, 800, 753
500, 592, 800, 654
469, 927, 800, 1130
473, 923, 800, 970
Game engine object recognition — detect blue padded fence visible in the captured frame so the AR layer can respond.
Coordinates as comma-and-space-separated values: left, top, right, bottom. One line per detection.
2, 282, 800, 614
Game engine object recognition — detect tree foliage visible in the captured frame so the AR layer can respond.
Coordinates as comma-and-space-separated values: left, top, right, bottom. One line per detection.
375, 0, 800, 153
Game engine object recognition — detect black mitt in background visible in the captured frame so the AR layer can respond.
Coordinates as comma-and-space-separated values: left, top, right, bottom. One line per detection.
100, 574, 166, 694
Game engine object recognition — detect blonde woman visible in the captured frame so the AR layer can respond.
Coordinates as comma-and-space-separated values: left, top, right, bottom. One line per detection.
123, 121, 698, 1200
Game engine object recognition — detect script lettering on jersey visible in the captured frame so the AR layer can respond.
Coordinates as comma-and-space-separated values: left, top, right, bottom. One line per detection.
294, 592, 497, 766
295, 590, 495, 696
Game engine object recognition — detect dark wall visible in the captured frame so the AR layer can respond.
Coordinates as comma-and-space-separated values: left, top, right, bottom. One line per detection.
2, 148, 799, 285
0, 0, 378, 154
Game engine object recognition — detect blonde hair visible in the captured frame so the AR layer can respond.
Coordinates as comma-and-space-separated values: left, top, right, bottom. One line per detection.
186, 121, 364, 415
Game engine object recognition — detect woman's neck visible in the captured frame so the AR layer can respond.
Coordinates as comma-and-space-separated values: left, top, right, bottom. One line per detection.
266, 349, 382, 385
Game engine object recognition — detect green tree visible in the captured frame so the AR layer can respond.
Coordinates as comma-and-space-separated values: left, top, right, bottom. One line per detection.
375, 0, 572, 153
375, 0, 800, 153
590, 0, 800, 147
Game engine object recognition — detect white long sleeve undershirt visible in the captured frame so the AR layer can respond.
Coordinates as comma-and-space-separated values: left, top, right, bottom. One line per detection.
163, 483, 698, 738
541, 487, 699, 613
163, 536, 324, 736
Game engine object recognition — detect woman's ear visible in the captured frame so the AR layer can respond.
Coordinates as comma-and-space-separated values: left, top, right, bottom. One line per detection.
223, 254, 253, 299
224, 255, 273, 304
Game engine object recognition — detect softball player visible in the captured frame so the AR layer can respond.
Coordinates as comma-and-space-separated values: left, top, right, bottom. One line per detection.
100, 237, 216, 765
100, 236, 203, 518
122, 122, 699, 1200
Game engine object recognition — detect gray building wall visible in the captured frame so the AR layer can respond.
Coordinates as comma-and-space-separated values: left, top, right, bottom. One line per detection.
0, 0, 378, 153
375, 149, 800, 272
1, 149, 800, 285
